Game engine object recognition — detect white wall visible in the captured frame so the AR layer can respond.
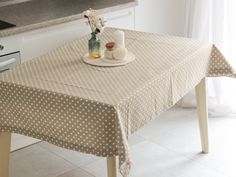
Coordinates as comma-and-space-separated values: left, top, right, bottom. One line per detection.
135, 0, 187, 36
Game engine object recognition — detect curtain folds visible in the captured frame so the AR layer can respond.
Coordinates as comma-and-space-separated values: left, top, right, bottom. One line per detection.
181, 0, 236, 116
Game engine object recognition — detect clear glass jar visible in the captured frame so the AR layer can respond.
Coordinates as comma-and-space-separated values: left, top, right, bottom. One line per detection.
88, 32, 101, 59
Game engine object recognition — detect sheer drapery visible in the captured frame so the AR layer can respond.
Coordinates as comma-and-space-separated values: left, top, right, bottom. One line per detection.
181, 0, 236, 116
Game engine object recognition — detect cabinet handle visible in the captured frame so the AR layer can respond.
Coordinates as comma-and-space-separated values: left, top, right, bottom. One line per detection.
0, 44, 4, 51
105, 11, 132, 22
0, 58, 16, 68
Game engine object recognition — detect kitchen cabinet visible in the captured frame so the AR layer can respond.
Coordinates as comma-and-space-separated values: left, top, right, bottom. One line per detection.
103, 7, 135, 30
20, 20, 90, 62
20, 7, 135, 62
0, 35, 21, 56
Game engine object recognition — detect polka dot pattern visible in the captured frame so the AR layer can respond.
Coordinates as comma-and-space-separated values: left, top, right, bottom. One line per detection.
0, 28, 235, 177
207, 45, 236, 77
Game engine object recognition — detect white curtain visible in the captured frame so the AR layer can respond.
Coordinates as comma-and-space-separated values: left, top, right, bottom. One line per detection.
181, 0, 236, 116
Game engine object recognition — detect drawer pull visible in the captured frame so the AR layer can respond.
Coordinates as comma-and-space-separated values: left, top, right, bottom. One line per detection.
106, 11, 131, 22
0, 45, 4, 51
0, 58, 16, 68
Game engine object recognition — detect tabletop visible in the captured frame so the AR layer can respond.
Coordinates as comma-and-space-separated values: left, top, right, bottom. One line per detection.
0, 28, 235, 177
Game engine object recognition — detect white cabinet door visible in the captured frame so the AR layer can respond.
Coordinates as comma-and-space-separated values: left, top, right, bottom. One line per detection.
20, 19, 90, 62
103, 8, 135, 30
0, 35, 21, 56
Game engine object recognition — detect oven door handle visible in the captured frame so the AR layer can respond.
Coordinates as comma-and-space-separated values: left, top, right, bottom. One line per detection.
0, 58, 17, 68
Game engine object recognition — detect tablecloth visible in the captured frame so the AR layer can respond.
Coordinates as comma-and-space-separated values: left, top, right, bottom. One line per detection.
0, 28, 235, 177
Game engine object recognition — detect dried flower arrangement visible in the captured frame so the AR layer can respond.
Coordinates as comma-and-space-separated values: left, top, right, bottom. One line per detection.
83, 9, 105, 34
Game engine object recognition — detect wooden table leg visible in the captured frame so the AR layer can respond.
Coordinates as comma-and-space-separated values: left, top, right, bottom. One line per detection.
107, 156, 117, 177
195, 78, 209, 153
0, 132, 11, 177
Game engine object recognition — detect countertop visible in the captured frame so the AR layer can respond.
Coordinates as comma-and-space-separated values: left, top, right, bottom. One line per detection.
0, 0, 137, 37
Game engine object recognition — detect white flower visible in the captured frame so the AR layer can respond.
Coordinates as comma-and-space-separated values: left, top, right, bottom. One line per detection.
83, 8, 105, 34
83, 10, 91, 17
95, 17, 102, 27
100, 17, 105, 27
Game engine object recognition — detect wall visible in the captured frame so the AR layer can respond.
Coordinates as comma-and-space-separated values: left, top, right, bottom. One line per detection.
135, 0, 187, 36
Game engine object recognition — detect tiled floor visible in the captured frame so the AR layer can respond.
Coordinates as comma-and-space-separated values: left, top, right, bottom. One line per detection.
10, 107, 236, 177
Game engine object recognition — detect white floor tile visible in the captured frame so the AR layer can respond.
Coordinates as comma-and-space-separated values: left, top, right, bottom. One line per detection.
128, 133, 146, 146
11, 134, 40, 152
10, 145, 76, 177
57, 168, 94, 177
39, 142, 100, 167
136, 108, 198, 139
183, 117, 236, 177
129, 141, 228, 177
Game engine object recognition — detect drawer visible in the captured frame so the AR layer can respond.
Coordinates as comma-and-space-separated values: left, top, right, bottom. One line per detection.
0, 52, 21, 72
21, 19, 90, 62
0, 35, 21, 56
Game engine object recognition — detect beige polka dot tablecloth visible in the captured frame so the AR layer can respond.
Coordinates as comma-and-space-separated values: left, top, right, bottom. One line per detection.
0, 28, 235, 177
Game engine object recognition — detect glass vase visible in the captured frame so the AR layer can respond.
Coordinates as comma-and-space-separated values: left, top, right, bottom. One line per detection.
88, 32, 101, 59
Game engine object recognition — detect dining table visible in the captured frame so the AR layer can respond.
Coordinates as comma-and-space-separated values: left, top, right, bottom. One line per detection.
0, 27, 235, 177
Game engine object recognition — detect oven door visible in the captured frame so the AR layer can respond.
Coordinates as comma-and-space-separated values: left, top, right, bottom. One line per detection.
0, 52, 21, 72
